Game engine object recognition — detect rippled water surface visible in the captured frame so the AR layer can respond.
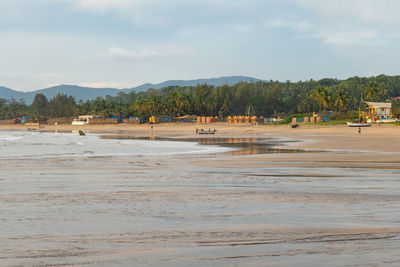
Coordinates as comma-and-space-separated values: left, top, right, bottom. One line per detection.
0, 131, 231, 159
1, 130, 400, 266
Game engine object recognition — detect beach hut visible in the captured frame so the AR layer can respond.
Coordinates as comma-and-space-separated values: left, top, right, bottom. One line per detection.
72, 115, 93, 125
211, 116, 218, 123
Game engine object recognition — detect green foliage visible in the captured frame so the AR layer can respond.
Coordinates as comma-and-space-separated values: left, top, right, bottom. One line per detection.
392, 99, 400, 118
31, 93, 49, 122
1, 75, 400, 123
49, 93, 76, 117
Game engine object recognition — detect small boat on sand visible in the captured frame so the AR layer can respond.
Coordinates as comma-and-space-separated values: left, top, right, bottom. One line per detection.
196, 128, 217, 135
376, 118, 397, 124
347, 94, 372, 128
346, 121, 371, 127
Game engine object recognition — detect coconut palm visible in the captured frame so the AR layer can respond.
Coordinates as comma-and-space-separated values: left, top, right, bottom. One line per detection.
310, 86, 328, 114
166, 91, 178, 116
175, 91, 186, 116
365, 81, 379, 102
219, 100, 230, 117
134, 97, 147, 118
334, 89, 347, 113
146, 95, 164, 115
298, 97, 311, 114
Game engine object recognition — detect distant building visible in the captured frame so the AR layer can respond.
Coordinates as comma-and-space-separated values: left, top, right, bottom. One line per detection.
365, 102, 392, 120
72, 115, 93, 125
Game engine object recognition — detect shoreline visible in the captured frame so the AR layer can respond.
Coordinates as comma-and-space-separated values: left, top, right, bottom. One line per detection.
1, 123, 399, 154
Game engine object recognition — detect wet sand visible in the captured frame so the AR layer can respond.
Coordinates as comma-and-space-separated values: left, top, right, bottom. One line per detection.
1, 123, 400, 266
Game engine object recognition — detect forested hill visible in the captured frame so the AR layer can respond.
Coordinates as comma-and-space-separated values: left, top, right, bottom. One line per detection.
132, 76, 260, 91
129, 74, 400, 117
0, 76, 260, 104
2, 74, 400, 122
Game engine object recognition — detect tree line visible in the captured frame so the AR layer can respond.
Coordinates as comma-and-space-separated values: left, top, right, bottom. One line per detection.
1, 74, 400, 122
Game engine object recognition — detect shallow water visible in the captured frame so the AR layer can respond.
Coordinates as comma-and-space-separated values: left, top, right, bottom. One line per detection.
0, 131, 232, 159
103, 135, 307, 156
1, 131, 400, 266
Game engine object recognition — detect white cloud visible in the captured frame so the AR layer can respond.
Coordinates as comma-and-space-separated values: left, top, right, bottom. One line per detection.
317, 30, 383, 46
294, 0, 400, 26
72, 0, 144, 13
75, 82, 134, 89
71, 0, 202, 28
2, 0, 400, 90
71, 0, 400, 48
263, 1, 400, 47
34, 73, 65, 79
108, 45, 193, 60
264, 19, 311, 32
44, 82, 135, 89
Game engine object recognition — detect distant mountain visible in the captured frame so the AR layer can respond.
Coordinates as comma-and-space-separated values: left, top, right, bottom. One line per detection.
130, 76, 261, 91
0, 76, 261, 104
0, 86, 26, 101
26, 85, 122, 104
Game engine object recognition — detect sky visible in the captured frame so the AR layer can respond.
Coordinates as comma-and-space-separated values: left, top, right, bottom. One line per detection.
1, 0, 400, 91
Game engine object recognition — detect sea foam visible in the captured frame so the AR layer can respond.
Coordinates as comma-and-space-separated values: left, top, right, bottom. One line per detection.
0, 131, 231, 159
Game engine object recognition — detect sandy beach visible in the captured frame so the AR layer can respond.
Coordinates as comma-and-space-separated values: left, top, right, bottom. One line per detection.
1, 123, 400, 266
2, 122, 400, 152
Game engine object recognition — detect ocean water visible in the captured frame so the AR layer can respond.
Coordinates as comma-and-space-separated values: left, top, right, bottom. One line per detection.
0, 131, 231, 159
2, 130, 400, 266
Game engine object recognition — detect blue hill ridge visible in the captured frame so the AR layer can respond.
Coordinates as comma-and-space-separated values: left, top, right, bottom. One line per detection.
0, 76, 261, 104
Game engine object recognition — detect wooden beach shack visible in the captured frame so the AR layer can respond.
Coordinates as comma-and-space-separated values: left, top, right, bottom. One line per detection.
72, 115, 93, 125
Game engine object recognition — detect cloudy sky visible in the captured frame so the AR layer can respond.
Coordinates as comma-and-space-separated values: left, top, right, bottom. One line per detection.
1, 0, 400, 91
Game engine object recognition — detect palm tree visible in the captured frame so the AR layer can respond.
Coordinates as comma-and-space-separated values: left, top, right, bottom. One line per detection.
219, 100, 230, 118
334, 89, 347, 113
134, 97, 147, 118
146, 95, 164, 115
365, 81, 378, 102
310, 86, 328, 114
176, 91, 188, 116
321, 90, 331, 114
182, 93, 193, 115
298, 97, 311, 114
166, 91, 178, 116
309, 90, 318, 113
